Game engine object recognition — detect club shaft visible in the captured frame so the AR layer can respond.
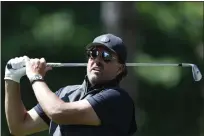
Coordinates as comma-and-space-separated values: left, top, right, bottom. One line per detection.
6, 62, 201, 81
46, 63, 193, 67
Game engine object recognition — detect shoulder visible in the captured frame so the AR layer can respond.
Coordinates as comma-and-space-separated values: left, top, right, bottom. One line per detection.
103, 87, 134, 104
88, 87, 134, 108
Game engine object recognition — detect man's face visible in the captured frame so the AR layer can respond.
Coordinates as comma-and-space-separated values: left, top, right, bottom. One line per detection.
87, 46, 123, 85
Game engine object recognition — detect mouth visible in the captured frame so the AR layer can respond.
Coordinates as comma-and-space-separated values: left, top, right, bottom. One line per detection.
92, 67, 102, 72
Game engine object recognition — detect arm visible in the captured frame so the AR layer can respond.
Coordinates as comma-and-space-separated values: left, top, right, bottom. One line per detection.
4, 56, 49, 135
32, 81, 100, 125
26, 58, 101, 125
5, 80, 48, 136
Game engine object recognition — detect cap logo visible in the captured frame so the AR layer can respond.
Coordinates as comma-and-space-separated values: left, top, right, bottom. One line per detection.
100, 36, 110, 43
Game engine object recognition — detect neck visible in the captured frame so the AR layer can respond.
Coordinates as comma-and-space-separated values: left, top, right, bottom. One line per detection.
85, 76, 119, 89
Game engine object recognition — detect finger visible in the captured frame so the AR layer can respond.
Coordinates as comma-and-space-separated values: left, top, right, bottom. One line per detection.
27, 59, 36, 68
13, 57, 25, 69
29, 59, 39, 69
23, 56, 30, 62
45, 66, 52, 72
40, 58, 46, 63
40, 58, 46, 67
26, 58, 31, 68
18, 56, 30, 68
34, 58, 40, 65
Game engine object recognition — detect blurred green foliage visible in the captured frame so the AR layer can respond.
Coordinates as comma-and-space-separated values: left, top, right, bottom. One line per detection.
1, 1, 203, 136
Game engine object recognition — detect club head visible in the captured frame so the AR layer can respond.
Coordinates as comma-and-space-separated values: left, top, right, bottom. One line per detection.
191, 64, 202, 81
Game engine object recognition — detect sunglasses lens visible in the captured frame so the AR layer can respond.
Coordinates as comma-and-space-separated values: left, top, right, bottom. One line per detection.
102, 51, 112, 62
89, 50, 98, 58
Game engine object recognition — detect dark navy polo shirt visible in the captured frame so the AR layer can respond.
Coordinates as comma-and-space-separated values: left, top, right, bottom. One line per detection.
34, 78, 137, 136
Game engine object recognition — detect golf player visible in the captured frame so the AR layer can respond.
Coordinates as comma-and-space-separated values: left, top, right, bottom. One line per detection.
5, 34, 137, 136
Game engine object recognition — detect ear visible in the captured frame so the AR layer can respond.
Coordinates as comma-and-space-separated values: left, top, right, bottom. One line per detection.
116, 64, 124, 75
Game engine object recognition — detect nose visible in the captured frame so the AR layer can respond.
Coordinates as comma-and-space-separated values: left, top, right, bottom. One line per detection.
94, 55, 103, 63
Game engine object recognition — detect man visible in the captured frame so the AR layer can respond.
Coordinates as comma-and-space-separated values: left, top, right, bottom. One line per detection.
5, 34, 137, 136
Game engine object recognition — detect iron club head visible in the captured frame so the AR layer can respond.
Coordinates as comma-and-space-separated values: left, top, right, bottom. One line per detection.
191, 64, 202, 81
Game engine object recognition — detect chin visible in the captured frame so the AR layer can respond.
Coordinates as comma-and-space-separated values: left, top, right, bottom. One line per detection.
88, 74, 102, 85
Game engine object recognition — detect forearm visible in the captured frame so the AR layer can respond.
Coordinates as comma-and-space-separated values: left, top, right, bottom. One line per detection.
32, 81, 64, 119
31, 81, 100, 126
5, 80, 27, 134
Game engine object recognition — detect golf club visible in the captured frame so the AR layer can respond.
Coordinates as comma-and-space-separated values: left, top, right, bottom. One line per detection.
7, 62, 202, 81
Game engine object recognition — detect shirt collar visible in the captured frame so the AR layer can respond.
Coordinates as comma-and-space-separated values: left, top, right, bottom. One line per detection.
81, 75, 119, 91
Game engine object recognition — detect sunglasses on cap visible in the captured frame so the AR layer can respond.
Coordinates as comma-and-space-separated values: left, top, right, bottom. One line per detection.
87, 48, 117, 63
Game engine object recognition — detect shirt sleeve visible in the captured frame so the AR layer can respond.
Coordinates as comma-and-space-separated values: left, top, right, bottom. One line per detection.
86, 89, 137, 135
33, 87, 64, 125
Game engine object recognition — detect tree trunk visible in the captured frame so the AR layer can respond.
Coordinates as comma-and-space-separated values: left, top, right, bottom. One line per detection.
101, 2, 139, 136
101, 1, 138, 101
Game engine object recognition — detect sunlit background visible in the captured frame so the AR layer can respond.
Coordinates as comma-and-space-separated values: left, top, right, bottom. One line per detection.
1, 1, 203, 136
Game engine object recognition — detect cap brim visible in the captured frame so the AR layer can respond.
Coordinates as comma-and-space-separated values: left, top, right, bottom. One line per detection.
86, 42, 116, 54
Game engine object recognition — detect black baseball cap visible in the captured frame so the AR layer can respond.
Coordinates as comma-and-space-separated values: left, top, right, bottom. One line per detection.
86, 33, 127, 64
